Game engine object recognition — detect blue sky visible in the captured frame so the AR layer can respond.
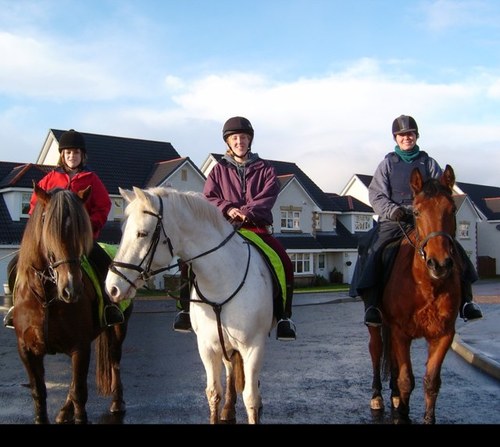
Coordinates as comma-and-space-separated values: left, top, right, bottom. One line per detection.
1, 0, 500, 192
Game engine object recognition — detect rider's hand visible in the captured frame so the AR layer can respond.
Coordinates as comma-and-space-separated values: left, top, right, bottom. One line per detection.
391, 207, 407, 222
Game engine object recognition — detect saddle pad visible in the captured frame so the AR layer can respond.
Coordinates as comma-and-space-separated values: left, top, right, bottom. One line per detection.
237, 228, 286, 310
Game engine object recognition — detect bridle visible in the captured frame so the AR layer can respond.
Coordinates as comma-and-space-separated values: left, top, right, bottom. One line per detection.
109, 195, 239, 290
108, 194, 251, 361
399, 209, 457, 261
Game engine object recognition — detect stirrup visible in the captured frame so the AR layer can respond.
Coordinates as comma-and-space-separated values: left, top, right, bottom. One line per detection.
461, 302, 483, 322
364, 306, 382, 327
173, 310, 192, 333
104, 304, 125, 326
3, 306, 14, 329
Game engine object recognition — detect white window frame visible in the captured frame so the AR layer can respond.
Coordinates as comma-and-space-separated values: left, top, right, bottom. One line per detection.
458, 221, 470, 239
281, 210, 301, 231
291, 253, 313, 275
21, 192, 31, 217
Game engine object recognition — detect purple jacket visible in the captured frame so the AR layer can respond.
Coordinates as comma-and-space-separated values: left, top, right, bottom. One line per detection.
203, 153, 280, 227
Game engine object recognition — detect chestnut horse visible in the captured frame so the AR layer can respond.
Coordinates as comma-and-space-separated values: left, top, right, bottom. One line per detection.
11, 184, 132, 424
366, 165, 462, 424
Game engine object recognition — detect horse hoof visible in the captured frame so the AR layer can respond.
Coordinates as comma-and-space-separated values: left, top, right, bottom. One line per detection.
370, 396, 384, 410
220, 417, 236, 424
391, 396, 400, 409
110, 400, 126, 414
220, 409, 236, 424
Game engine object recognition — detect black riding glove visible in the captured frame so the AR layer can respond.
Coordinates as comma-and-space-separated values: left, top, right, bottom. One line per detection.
391, 207, 407, 222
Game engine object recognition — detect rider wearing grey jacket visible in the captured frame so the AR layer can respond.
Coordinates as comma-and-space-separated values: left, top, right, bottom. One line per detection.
349, 115, 483, 326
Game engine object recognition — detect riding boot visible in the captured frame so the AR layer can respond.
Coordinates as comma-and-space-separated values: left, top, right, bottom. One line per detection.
173, 263, 192, 332
460, 281, 483, 322
276, 284, 296, 341
363, 287, 382, 327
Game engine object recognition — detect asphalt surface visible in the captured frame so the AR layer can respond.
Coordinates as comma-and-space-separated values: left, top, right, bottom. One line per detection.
2, 278, 500, 383
292, 278, 500, 382
0, 279, 498, 428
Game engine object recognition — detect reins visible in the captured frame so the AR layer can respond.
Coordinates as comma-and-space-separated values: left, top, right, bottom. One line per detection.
109, 193, 251, 361
109, 194, 239, 290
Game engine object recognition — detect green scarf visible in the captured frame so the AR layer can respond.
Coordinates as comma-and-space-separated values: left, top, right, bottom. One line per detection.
394, 144, 420, 163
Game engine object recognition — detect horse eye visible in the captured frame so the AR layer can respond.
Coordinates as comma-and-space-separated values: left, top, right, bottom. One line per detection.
413, 210, 420, 217
137, 231, 148, 238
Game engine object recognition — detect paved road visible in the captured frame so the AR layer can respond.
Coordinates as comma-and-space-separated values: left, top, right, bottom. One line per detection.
1, 287, 498, 426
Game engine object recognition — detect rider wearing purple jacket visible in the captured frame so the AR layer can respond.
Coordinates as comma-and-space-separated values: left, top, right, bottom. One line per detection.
173, 116, 296, 341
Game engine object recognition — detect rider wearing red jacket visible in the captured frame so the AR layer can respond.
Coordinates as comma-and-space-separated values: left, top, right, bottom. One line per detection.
4, 129, 123, 328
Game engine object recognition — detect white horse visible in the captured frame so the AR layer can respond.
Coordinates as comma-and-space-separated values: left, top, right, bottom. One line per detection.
105, 186, 275, 424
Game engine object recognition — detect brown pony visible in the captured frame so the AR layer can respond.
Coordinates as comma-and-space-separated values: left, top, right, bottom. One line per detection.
366, 165, 461, 424
11, 184, 132, 424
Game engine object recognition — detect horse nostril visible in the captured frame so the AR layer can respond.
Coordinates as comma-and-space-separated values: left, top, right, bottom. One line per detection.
426, 258, 437, 270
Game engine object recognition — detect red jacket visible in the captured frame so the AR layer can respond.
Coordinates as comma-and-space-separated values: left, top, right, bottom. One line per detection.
29, 168, 111, 240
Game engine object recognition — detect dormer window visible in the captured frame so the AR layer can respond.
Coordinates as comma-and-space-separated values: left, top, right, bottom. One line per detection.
21, 192, 31, 217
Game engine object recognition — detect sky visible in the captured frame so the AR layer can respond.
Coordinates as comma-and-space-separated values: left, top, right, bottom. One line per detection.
1, 0, 500, 194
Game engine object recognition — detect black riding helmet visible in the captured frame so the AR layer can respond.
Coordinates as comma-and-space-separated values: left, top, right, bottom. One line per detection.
222, 116, 254, 144
58, 129, 86, 153
392, 115, 419, 138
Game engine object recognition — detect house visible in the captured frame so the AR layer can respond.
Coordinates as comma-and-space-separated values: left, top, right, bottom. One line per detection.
0, 129, 206, 290
3, 128, 496, 295
201, 154, 370, 286
341, 173, 500, 276
0, 131, 368, 291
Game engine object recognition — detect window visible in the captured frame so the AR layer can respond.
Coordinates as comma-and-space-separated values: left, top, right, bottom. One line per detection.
458, 221, 470, 239
291, 253, 313, 274
281, 210, 301, 230
318, 254, 325, 270
312, 212, 320, 230
112, 198, 124, 220
21, 192, 31, 217
181, 169, 187, 181
355, 215, 372, 231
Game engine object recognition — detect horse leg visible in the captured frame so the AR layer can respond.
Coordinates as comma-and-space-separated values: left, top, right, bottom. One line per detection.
20, 350, 49, 424
220, 356, 237, 424
241, 347, 264, 424
390, 331, 414, 424
104, 325, 128, 414
422, 335, 454, 424
199, 347, 223, 424
55, 348, 91, 424
367, 326, 384, 411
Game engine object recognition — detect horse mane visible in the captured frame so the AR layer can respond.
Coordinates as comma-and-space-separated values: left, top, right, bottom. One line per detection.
133, 186, 229, 233
16, 188, 93, 286
420, 177, 452, 198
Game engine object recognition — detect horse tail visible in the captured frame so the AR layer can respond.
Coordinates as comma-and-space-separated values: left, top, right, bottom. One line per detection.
231, 351, 245, 394
95, 329, 113, 395
381, 325, 391, 381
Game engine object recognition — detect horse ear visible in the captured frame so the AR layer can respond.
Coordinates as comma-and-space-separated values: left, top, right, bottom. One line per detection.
33, 181, 50, 206
133, 186, 147, 202
77, 185, 92, 202
410, 167, 424, 196
119, 187, 135, 203
441, 165, 455, 192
